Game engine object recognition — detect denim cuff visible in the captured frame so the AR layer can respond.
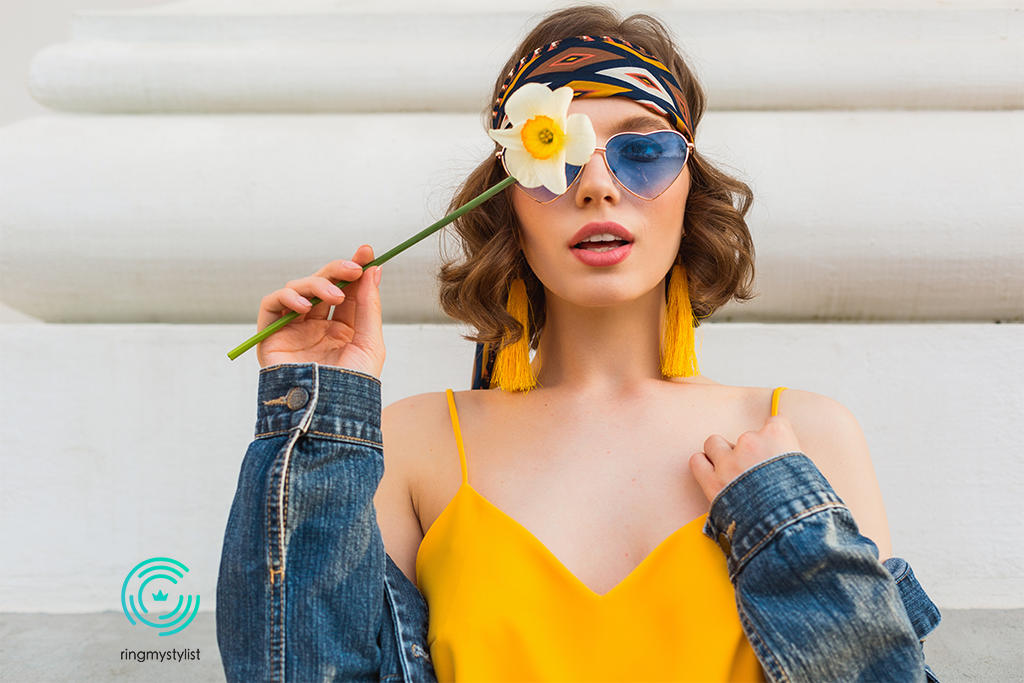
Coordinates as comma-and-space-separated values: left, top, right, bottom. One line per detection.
254, 363, 383, 448
703, 453, 848, 579
884, 556, 942, 640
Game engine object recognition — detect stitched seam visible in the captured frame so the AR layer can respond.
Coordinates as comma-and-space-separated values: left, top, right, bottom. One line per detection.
732, 501, 847, 578
891, 565, 911, 585
256, 430, 382, 446
737, 601, 788, 683
266, 427, 299, 683
270, 365, 320, 683
307, 431, 383, 447
256, 429, 290, 439
384, 574, 414, 681
260, 363, 382, 386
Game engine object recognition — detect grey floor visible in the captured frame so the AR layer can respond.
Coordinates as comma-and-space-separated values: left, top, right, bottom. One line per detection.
1, 609, 1020, 682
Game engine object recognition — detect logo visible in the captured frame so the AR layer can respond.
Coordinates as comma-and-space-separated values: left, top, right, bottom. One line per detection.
121, 557, 200, 636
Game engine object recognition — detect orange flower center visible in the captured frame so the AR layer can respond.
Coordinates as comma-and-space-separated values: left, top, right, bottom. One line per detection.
520, 115, 565, 160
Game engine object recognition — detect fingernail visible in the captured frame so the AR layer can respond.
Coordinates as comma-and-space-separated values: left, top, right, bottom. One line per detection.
343, 261, 360, 269
373, 266, 382, 286
328, 284, 343, 296
298, 296, 312, 307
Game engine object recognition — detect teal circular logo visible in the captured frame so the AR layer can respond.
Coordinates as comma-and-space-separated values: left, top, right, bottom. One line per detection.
121, 557, 200, 636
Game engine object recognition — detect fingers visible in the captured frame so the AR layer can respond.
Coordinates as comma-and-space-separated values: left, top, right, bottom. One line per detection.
348, 260, 385, 354
702, 434, 734, 463
312, 258, 368, 288
689, 417, 804, 505
257, 276, 344, 330
688, 451, 718, 502
256, 255, 368, 332
330, 245, 376, 328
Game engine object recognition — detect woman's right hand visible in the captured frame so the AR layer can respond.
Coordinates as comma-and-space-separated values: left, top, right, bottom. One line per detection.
256, 244, 385, 377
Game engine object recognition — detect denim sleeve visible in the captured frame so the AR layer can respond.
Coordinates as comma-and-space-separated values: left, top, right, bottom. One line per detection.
216, 364, 386, 683
704, 453, 938, 683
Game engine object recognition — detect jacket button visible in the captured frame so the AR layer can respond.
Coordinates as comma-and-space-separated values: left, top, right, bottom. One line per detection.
717, 532, 732, 556
286, 387, 309, 410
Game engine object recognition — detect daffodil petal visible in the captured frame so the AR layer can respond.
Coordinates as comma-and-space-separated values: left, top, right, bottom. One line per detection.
534, 153, 568, 196
504, 82, 558, 125
502, 147, 544, 187
549, 86, 574, 127
563, 113, 597, 165
488, 125, 526, 152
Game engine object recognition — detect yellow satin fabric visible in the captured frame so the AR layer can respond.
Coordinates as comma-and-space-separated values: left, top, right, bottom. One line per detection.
415, 389, 776, 683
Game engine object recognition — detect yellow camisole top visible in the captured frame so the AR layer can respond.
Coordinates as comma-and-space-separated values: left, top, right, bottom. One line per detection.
415, 388, 787, 682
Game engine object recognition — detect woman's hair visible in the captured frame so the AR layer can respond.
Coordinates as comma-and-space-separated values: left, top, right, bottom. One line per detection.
438, 4, 755, 348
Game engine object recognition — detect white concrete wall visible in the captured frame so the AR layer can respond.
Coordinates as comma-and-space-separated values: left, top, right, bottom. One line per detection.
0, 0, 168, 325
1, 323, 1021, 612
1, 0, 1022, 622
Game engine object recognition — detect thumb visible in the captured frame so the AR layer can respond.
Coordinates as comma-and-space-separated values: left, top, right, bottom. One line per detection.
350, 265, 386, 359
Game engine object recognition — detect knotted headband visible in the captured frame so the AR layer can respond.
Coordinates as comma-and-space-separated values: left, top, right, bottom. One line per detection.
492, 35, 693, 143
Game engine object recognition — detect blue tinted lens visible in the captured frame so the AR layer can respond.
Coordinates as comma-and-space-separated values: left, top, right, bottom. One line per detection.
605, 131, 689, 199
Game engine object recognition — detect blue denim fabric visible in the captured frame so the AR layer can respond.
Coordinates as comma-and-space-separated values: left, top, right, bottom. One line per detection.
216, 364, 434, 682
218, 364, 940, 683
704, 454, 941, 682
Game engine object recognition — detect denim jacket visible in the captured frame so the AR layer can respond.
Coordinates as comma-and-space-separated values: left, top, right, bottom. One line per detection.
217, 364, 941, 683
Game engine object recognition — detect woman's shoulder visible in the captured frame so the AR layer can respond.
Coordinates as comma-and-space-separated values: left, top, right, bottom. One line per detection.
673, 379, 872, 474
768, 386, 891, 556
680, 377, 860, 429
381, 391, 453, 454
772, 388, 868, 457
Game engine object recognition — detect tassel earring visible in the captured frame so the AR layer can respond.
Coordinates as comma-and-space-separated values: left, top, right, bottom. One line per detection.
492, 278, 537, 392
661, 263, 700, 378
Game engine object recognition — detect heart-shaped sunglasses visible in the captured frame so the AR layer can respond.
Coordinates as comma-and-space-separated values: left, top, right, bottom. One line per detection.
500, 129, 693, 203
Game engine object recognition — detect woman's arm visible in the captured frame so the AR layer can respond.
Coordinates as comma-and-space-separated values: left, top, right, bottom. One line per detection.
216, 248, 435, 682
779, 389, 892, 559
691, 415, 940, 682
216, 364, 390, 682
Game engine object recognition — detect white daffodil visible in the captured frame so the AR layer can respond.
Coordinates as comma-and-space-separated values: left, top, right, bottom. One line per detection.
230, 87, 595, 360
488, 83, 597, 196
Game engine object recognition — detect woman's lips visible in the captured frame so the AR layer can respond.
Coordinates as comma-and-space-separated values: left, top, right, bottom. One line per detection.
572, 242, 632, 266
570, 222, 633, 266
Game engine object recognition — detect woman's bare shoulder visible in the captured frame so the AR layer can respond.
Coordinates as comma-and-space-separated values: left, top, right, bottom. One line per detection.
381, 391, 455, 463
377, 391, 460, 583
775, 389, 869, 459
774, 388, 892, 558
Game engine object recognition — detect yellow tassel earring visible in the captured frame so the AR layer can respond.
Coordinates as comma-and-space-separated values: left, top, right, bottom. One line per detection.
492, 279, 537, 392
661, 263, 700, 378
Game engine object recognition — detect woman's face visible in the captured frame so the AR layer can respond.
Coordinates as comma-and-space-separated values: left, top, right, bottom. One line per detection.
512, 97, 690, 310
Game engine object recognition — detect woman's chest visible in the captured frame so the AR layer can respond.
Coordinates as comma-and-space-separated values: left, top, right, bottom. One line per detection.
417, 399, 758, 595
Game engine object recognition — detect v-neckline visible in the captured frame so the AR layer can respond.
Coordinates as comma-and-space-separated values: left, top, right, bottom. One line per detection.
418, 481, 709, 598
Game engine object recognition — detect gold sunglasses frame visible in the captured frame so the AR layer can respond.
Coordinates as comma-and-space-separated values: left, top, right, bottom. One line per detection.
496, 130, 694, 204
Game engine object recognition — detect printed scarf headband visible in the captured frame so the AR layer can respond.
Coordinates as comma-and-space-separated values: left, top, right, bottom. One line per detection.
492, 35, 693, 143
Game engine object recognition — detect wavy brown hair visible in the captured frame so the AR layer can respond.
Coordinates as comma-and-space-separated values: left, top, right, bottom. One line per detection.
438, 5, 755, 348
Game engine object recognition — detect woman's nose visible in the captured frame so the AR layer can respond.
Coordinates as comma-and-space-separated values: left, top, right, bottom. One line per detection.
574, 150, 620, 207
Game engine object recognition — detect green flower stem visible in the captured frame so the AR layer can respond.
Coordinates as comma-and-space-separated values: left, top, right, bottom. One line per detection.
227, 175, 516, 360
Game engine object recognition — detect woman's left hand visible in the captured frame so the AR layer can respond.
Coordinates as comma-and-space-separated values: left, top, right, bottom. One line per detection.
689, 416, 803, 503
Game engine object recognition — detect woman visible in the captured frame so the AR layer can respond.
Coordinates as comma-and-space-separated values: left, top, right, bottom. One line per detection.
217, 6, 939, 682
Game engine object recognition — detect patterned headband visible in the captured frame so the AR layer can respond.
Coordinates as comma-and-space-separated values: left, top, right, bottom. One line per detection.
492, 35, 693, 143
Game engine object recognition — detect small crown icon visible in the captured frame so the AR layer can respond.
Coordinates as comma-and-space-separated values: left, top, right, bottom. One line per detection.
153, 590, 169, 601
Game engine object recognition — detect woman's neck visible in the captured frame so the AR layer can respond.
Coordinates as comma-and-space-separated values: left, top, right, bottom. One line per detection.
533, 282, 666, 394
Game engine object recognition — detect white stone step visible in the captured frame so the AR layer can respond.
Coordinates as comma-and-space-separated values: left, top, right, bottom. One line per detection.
26, 0, 1022, 112
1, 111, 1020, 323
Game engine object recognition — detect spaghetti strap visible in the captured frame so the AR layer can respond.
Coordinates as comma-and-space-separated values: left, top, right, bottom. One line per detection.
771, 386, 788, 417
445, 389, 469, 484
